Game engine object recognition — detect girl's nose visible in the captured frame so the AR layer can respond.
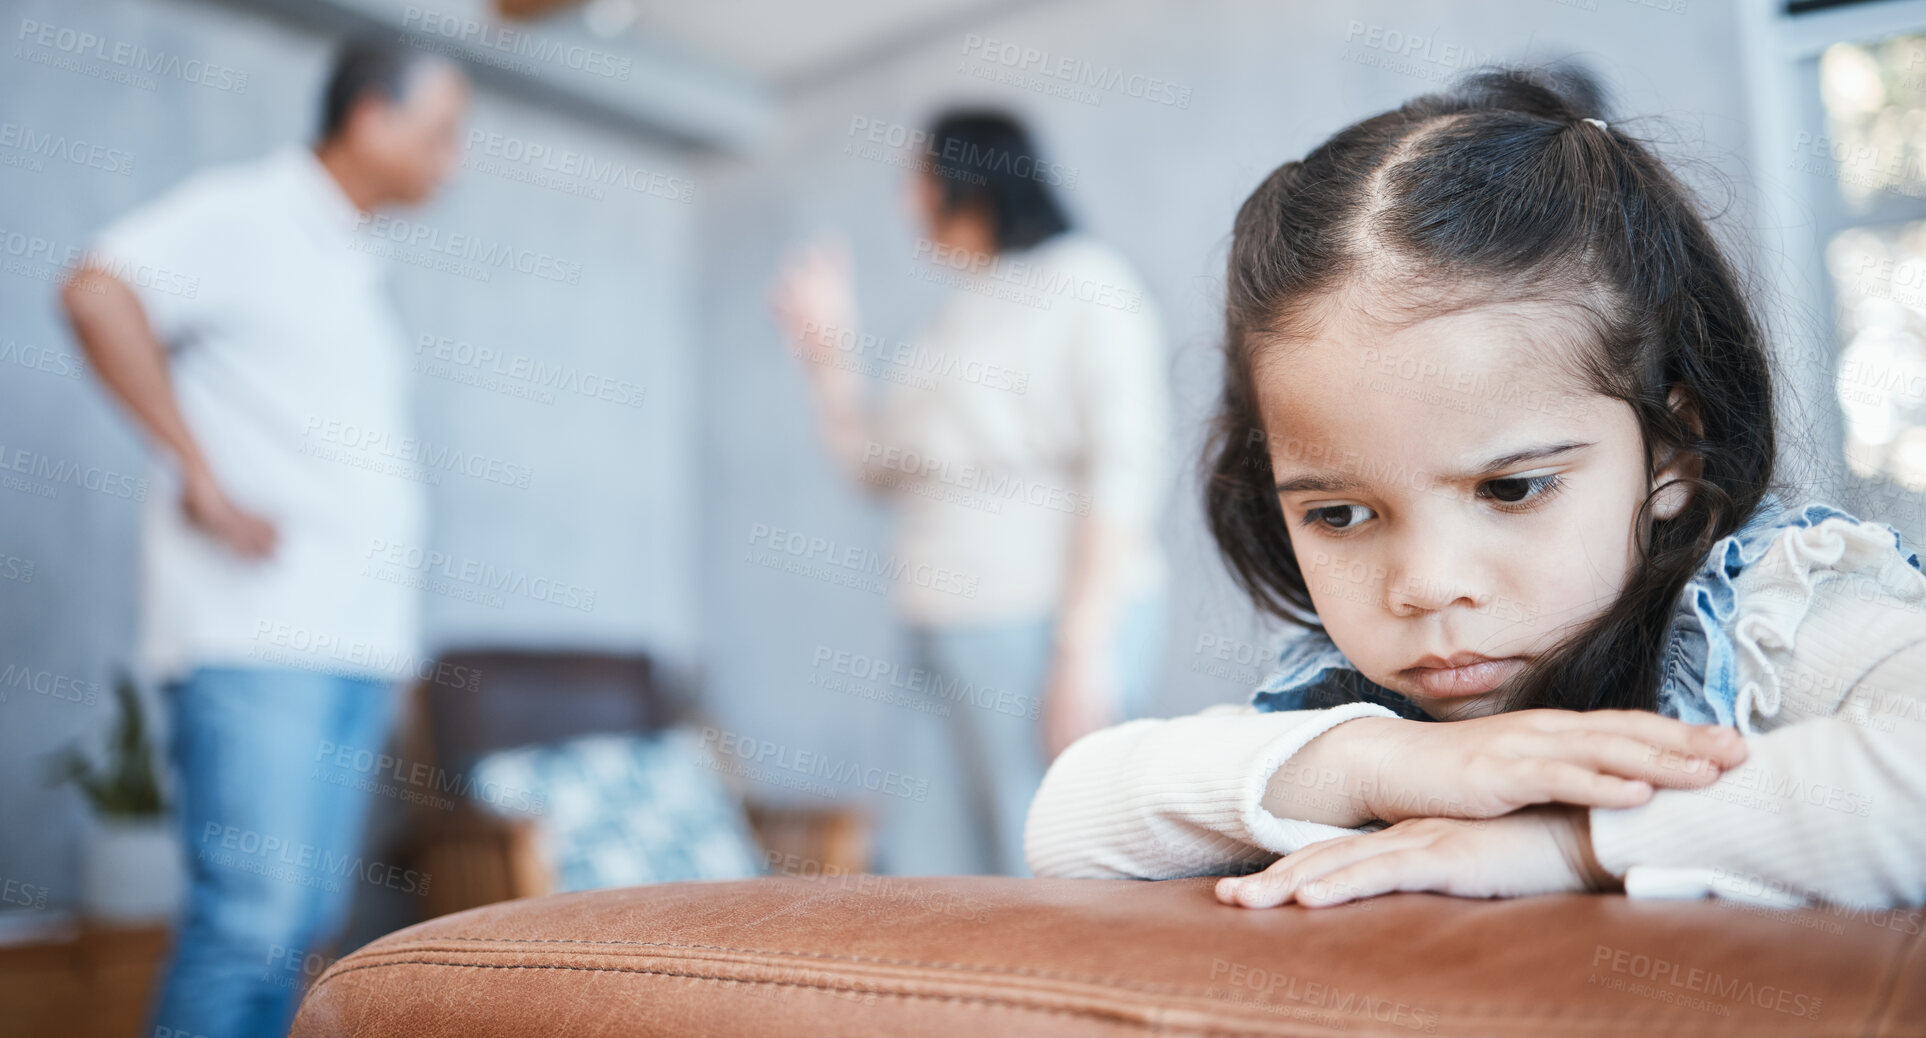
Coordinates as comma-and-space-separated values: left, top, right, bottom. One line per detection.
1386, 576, 1476, 616
1382, 546, 1483, 617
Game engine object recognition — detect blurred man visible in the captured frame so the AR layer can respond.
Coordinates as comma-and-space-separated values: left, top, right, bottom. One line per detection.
60, 37, 467, 1038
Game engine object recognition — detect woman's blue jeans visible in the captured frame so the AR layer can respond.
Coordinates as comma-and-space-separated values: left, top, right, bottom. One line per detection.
879, 588, 1166, 876
148, 666, 398, 1038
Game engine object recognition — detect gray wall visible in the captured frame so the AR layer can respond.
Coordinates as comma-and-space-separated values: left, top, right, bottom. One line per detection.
0, 0, 700, 908
0, 0, 1769, 909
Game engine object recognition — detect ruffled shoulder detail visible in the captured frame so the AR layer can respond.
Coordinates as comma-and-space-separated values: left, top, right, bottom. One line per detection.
1249, 628, 1431, 721
1720, 511, 1926, 733
1660, 493, 1926, 733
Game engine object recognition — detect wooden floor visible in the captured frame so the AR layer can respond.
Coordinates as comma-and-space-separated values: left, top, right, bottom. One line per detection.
0, 923, 170, 1038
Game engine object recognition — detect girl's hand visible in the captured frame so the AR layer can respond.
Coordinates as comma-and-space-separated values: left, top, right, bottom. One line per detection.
1215, 806, 1616, 908
1280, 709, 1748, 828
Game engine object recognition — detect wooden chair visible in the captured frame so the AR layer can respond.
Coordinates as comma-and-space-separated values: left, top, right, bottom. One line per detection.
392, 650, 870, 920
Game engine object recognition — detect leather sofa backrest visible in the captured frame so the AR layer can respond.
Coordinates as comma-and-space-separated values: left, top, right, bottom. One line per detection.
293, 875, 1926, 1037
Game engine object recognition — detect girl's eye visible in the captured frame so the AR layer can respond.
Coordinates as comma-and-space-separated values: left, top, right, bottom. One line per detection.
1479, 473, 1563, 507
1301, 504, 1375, 531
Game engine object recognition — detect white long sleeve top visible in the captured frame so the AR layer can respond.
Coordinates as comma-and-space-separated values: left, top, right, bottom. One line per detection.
1026, 511, 1926, 910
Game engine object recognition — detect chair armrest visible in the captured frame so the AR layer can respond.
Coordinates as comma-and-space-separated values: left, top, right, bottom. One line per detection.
745, 804, 871, 875
408, 805, 552, 918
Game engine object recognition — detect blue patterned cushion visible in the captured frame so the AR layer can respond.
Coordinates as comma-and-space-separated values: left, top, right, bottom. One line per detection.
467, 728, 765, 891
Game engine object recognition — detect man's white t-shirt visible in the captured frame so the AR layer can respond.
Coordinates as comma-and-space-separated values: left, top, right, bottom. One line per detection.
91, 145, 425, 683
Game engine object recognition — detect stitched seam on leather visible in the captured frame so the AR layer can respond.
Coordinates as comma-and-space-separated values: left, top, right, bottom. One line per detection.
333, 945, 1789, 1023
402, 935, 1207, 994
347, 943, 1481, 1020
385, 930, 1907, 1014
307, 959, 1274, 1035
308, 958, 1838, 1032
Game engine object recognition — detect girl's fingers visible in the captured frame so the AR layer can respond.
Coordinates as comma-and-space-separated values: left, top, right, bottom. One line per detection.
1296, 849, 1446, 907
1540, 730, 1720, 790
1531, 710, 1748, 776
1516, 758, 1654, 810
1217, 855, 1324, 909
1214, 873, 1255, 905
1220, 831, 1420, 909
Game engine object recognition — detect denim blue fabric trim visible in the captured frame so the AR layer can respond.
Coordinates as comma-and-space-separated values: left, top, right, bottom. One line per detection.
1248, 492, 1923, 724
1657, 493, 1919, 725
1249, 629, 1431, 721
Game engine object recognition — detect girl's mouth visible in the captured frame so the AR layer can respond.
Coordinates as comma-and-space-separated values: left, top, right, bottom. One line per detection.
1403, 656, 1524, 698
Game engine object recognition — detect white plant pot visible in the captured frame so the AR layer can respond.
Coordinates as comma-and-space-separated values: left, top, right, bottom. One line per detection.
80, 816, 183, 923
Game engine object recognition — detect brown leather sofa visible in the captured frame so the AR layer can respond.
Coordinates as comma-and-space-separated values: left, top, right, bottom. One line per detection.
291, 874, 1925, 1036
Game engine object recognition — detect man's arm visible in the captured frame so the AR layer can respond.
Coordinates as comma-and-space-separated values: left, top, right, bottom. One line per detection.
61, 265, 276, 558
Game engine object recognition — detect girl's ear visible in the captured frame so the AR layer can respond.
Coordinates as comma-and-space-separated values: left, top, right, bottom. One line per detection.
1650, 387, 1703, 520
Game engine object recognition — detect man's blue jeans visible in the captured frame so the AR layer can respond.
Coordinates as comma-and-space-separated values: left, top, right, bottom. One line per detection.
149, 666, 398, 1038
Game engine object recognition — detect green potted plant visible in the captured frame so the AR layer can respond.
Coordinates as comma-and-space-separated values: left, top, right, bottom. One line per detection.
46, 671, 181, 921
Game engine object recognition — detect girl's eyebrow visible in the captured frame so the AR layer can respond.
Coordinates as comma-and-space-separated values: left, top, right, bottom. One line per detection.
1463, 439, 1594, 477
1273, 472, 1363, 494
1272, 440, 1594, 495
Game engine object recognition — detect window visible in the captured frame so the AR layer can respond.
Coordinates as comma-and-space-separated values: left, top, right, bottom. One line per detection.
1820, 35, 1926, 491
1745, 0, 1926, 538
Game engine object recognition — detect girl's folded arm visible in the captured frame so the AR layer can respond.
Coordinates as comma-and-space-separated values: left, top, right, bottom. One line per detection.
1589, 574, 1926, 908
1022, 701, 1397, 879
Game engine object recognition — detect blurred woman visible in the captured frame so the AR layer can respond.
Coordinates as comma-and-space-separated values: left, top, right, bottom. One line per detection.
773, 110, 1171, 875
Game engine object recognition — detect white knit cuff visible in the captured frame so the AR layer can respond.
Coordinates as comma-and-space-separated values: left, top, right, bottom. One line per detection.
1241, 702, 1401, 855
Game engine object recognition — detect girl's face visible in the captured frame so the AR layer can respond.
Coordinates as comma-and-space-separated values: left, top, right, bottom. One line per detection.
1255, 296, 1693, 720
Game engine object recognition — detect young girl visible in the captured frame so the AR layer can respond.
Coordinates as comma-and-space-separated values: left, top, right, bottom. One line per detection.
1024, 67, 1926, 913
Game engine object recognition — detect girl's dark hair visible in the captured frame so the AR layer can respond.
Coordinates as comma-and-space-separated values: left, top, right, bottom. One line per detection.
1203, 64, 1777, 715
926, 110, 1073, 253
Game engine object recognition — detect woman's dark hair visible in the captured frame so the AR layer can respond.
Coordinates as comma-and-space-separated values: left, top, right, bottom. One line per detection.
1202, 63, 1777, 715
925, 110, 1073, 253
319, 35, 434, 142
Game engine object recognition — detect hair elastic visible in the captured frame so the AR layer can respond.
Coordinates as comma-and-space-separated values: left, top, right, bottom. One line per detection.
1582, 117, 1608, 130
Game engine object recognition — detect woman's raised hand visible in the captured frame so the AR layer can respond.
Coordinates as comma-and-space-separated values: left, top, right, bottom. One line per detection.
1267, 709, 1748, 828
770, 236, 857, 360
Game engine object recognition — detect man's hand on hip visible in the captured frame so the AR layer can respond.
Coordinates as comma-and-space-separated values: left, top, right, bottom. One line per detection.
182, 467, 279, 560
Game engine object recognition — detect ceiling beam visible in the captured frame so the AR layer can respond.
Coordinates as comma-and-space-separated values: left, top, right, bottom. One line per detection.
778, 0, 1067, 97
223, 0, 772, 154
494, 0, 586, 20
